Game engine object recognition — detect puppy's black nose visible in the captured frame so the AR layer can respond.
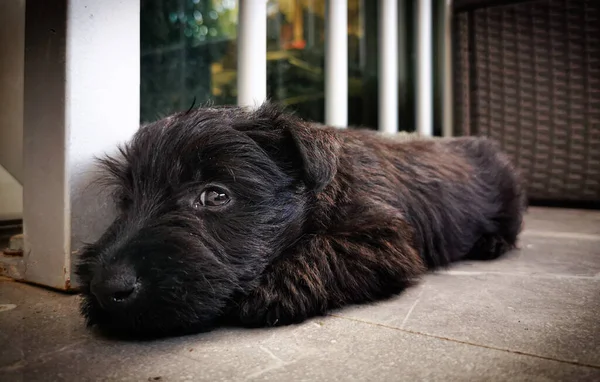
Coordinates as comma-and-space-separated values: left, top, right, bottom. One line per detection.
90, 266, 139, 309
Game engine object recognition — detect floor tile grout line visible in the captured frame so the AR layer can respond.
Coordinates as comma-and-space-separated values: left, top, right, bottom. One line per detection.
328, 314, 600, 370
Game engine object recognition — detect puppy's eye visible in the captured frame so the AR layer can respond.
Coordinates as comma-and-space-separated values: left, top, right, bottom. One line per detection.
195, 187, 230, 208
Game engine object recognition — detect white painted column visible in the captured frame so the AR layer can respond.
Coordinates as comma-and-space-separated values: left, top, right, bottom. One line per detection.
378, 0, 398, 134
325, 0, 348, 128
442, 0, 454, 137
237, 0, 267, 108
17, 0, 140, 290
416, 0, 433, 136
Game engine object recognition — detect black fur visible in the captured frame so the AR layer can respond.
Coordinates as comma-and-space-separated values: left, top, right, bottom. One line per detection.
75, 102, 526, 338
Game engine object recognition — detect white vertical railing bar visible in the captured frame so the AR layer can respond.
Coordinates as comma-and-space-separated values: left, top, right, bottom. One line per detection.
378, 0, 398, 134
442, 0, 454, 137
416, 0, 433, 136
237, 0, 267, 108
325, 0, 348, 128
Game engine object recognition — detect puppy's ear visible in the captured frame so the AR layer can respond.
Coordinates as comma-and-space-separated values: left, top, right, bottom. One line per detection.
238, 103, 341, 192
286, 120, 341, 192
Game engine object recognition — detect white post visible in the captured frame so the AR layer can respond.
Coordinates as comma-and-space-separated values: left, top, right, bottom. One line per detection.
416, 0, 433, 136
325, 0, 348, 128
237, 0, 267, 108
16, 0, 140, 290
378, 0, 398, 134
442, 0, 454, 137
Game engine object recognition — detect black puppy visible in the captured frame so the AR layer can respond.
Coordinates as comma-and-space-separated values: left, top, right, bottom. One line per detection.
75, 103, 526, 338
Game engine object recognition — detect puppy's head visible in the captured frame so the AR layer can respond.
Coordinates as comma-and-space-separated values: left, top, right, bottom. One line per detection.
75, 103, 340, 338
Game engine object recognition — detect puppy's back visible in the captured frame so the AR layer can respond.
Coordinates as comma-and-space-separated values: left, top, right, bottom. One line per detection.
329, 128, 525, 267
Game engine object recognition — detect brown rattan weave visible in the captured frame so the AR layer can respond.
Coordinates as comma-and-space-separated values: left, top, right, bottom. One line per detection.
453, 0, 600, 202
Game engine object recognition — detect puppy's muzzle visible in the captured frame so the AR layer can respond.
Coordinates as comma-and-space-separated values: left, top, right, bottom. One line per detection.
90, 265, 140, 310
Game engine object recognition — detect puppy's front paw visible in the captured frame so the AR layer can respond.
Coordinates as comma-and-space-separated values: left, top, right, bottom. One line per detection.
236, 288, 308, 327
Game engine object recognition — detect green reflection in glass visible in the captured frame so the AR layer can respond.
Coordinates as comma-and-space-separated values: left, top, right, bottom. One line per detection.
141, 0, 379, 130
141, 0, 239, 123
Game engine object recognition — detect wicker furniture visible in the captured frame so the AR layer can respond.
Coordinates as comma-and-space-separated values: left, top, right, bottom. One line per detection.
452, 0, 600, 203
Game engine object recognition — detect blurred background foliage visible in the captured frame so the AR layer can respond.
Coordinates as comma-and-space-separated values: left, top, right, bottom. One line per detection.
140, 0, 389, 129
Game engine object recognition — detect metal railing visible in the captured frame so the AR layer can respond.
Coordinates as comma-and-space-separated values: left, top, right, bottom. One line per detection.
235, 0, 452, 136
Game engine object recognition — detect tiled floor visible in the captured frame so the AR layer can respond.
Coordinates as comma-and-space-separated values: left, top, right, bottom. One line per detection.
1, 207, 599, 381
